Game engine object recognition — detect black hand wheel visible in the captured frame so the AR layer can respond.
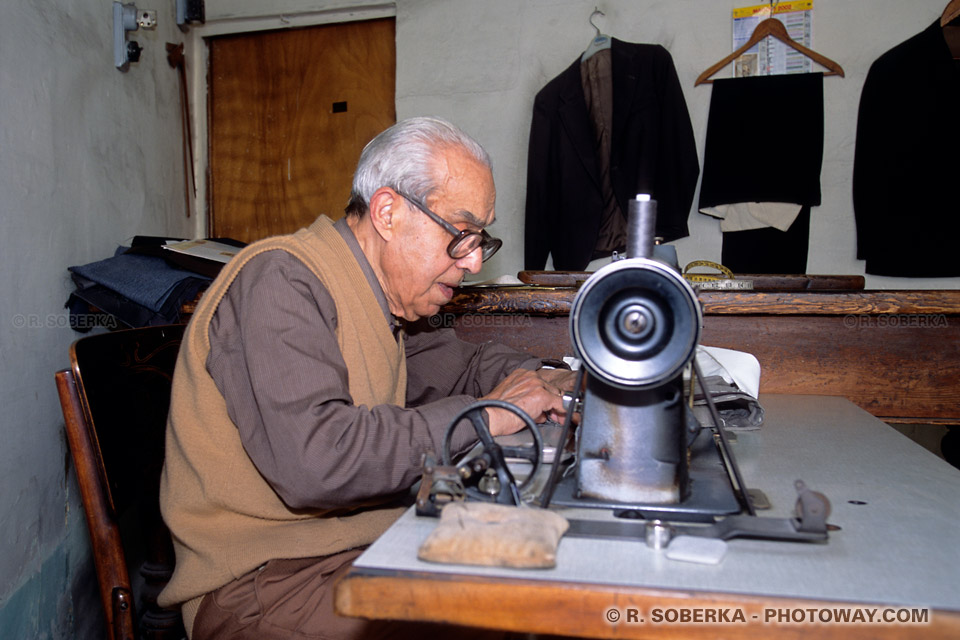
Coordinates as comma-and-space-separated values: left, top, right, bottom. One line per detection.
441, 400, 543, 505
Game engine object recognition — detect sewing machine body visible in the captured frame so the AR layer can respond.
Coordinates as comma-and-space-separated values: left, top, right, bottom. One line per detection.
552, 194, 735, 517
424, 196, 830, 543
548, 262, 742, 519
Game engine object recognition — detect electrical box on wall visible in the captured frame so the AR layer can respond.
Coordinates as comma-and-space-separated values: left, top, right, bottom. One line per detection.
176, 0, 205, 31
113, 2, 157, 71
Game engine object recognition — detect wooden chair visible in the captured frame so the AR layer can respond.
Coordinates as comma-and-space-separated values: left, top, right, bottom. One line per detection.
55, 324, 186, 640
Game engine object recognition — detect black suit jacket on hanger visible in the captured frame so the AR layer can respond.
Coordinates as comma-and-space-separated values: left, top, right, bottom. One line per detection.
853, 20, 960, 277
524, 38, 700, 271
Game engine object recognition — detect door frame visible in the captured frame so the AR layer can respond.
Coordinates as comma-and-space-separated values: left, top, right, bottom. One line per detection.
183, 1, 397, 237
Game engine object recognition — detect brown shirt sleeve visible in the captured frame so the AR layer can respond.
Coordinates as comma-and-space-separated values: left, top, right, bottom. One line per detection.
206, 251, 540, 511
403, 317, 542, 407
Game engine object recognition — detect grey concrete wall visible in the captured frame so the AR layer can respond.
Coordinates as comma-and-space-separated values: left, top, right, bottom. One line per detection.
0, 0, 192, 637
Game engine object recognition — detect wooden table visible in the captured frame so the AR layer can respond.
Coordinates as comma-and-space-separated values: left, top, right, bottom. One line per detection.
335, 396, 960, 639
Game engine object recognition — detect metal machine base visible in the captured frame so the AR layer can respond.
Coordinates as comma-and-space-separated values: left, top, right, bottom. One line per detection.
547, 428, 741, 523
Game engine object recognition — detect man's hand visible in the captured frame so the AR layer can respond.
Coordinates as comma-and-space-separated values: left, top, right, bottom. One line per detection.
480, 369, 568, 436
536, 367, 578, 390
534, 367, 579, 423
480, 367, 581, 436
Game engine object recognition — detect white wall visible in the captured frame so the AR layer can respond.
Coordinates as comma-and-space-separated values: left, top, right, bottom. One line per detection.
0, 0, 191, 635
394, 0, 960, 289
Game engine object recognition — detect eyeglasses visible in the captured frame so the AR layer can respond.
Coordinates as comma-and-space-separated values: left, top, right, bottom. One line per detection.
394, 189, 502, 262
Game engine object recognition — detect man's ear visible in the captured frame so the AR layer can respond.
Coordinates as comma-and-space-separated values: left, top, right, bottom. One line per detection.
367, 187, 399, 242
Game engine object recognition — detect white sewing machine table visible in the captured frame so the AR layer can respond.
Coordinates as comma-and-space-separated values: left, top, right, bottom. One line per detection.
335, 395, 960, 639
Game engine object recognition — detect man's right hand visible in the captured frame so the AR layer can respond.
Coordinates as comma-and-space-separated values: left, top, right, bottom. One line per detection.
480, 369, 567, 436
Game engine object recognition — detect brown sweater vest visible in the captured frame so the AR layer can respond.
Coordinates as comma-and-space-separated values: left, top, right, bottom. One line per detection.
158, 216, 407, 609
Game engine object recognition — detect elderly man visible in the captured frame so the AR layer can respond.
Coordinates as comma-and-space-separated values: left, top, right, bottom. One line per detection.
159, 117, 574, 639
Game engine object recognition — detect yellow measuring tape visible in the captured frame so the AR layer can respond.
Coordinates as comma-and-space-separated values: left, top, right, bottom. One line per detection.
682, 260, 734, 283
682, 261, 753, 290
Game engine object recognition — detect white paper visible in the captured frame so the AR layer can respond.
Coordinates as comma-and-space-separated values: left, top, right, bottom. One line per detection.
162, 239, 240, 264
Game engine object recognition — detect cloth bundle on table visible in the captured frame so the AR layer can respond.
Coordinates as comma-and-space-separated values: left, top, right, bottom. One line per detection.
67, 246, 211, 330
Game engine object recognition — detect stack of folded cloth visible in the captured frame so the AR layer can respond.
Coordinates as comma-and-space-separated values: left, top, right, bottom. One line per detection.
66, 239, 215, 331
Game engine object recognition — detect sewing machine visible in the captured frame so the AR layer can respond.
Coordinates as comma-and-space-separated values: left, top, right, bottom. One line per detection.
419, 195, 831, 545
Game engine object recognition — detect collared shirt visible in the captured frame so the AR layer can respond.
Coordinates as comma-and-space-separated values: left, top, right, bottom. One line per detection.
206, 217, 541, 509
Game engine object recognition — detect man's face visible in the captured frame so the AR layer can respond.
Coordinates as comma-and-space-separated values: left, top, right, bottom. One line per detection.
381, 147, 496, 321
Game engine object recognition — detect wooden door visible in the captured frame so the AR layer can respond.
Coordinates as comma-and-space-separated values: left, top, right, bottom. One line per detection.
208, 19, 396, 243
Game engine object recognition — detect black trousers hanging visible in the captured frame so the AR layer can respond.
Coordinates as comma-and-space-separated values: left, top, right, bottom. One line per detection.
699, 73, 823, 274
720, 205, 811, 274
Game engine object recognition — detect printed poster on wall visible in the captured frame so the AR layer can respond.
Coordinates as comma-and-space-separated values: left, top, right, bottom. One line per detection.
732, 1, 813, 77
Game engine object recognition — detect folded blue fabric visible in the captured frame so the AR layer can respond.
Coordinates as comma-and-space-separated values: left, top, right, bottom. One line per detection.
68, 249, 210, 313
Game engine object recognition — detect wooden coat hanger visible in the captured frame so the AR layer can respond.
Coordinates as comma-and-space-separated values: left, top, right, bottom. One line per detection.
695, 16, 844, 86
942, 0, 960, 59
942, 0, 960, 26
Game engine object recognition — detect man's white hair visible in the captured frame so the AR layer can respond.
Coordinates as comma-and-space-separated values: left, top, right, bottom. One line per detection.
345, 116, 492, 216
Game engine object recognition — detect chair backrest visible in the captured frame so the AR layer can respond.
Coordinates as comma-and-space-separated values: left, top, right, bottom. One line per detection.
56, 324, 186, 640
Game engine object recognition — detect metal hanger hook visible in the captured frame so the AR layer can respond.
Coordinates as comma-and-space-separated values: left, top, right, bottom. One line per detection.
589, 6, 605, 38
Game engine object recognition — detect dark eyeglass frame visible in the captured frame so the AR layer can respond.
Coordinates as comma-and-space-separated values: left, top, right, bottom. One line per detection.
394, 189, 502, 262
